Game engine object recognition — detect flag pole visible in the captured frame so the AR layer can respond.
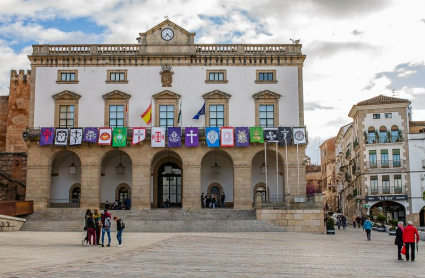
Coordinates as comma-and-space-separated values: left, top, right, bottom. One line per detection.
285, 138, 289, 202
264, 141, 268, 202
276, 141, 279, 202
297, 142, 300, 196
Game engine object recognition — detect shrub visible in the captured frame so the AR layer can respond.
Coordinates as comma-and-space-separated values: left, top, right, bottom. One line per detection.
376, 214, 387, 224
389, 219, 398, 227
326, 217, 335, 230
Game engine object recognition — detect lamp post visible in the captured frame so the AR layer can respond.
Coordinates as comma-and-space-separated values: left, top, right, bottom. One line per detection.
116, 152, 125, 175
211, 150, 221, 175
68, 154, 77, 175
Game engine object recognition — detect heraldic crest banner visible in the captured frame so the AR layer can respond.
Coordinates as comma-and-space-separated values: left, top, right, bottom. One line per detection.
98, 128, 112, 145
206, 127, 219, 147
168, 127, 181, 147
70, 128, 83, 146
235, 127, 249, 147
264, 128, 279, 142
83, 127, 98, 143
185, 127, 199, 147
55, 128, 69, 146
132, 127, 146, 145
220, 127, 234, 147
113, 127, 127, 147
249, 127, 264, 143
40, 127, 54, 146
278, 127, 292, 146
151, 127, 165, 147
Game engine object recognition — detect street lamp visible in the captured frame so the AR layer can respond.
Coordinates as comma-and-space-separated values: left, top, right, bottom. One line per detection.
68, 154, 77, 175
211, 151, 221, 175
260, 163, 268, 175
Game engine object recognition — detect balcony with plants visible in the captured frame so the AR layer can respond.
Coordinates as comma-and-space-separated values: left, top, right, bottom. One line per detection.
366, 160, 405, 169
367, 185, 405, 195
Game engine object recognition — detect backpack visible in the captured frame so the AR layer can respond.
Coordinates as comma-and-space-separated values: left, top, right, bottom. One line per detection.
121, 220, 125, 230
104, 217, 111, 228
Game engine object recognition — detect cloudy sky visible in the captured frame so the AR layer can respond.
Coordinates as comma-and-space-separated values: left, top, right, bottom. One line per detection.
1, 0, 424, 164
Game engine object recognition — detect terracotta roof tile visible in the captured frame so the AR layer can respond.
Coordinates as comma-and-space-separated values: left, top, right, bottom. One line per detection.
357, 95, 410, 106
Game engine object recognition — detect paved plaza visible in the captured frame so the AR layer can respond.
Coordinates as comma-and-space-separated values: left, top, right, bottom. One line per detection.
1, 227, 424, 277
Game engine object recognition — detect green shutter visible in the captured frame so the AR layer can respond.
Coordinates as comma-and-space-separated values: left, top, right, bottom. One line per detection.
381, 149, 388, 154
393, 149, 400, 155
369, 150, 376, 155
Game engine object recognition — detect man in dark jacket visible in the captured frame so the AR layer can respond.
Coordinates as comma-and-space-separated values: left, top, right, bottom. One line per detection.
113, 216, 124, 247
220, 192, 225, 208
403, 221, 420, 261
101, 209, 112, 247
395, 221, 404, 260
201, 193, 205, 208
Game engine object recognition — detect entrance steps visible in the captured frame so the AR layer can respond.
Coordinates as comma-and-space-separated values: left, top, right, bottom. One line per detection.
21, 209, 285, 232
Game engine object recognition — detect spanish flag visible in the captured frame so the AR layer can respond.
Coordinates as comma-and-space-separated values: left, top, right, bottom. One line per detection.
141, 103, 152, 125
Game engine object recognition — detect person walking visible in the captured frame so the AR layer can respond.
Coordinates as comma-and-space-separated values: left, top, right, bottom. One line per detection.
363, 217, 373, 241
356, 215, 361, 229
82, 209, 92, 246
113, 216, 124, 247
337, 215, 341, 230
361, 214, 366, 227
93, 208, 102, 245
342, 216, 347, 230
211, 194, 217, 209
124, 197, 131, 210
101, 209, 112, 247
403, 221, 420, 261
395, 221, 404, 260
220, 192, 225, 208
201, 193, 205, 208
352, 215, 357, 228
85, 213, 96, 247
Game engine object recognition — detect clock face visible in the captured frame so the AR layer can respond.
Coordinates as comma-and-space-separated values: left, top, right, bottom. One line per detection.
161, 28, 174, 41
294, 130, 305, 141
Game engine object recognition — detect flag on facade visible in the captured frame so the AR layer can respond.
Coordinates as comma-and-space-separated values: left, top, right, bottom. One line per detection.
264, 128, 279, 142
83, 127, 98, 143
220, 127, 234, 147
132, 127, 146, 145
192, 103, 205, 120
151, 127, 165, 147
235, 127, 249, 147
141, 102, 152, 125
112, 127, 127, 147
54, 128, 68, 146
69, 128, 83, 146
177, 99, 182, 126
278, 127, 292, 146
40, 127, 54, 146
249, 127, 264, 143
185, 127, 199, 147
206, 127, 220, 147
168, 127, 181, 147
98, 128, 112, 145
293, 127, 307, 144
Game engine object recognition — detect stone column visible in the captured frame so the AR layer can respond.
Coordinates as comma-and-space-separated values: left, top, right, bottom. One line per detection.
234, 165, 252, 209
26, 165, 51, 211
131, 164, 151, 210
182, 165, 201, 210
80, 165, 101, 208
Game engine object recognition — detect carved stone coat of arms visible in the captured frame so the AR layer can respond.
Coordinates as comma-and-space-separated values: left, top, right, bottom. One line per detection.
160, 64, 174, 87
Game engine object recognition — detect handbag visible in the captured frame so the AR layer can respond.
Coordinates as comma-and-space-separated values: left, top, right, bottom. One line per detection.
401, 246, 406, 255
83, 227, 87, 231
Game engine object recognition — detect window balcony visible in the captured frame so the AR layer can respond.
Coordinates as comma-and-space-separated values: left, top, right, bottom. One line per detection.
366, 160, 405, 169
367, 186, 405, 195
366, 135, 403, 144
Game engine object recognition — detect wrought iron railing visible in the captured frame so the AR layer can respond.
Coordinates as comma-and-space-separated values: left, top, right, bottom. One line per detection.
49, 199, 80, 208
366, 135, 402, 144
367, 186, 405, 195
366, 160, 405, 169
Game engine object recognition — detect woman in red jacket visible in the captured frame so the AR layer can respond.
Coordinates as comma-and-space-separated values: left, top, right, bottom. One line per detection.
402, 221, 420, 261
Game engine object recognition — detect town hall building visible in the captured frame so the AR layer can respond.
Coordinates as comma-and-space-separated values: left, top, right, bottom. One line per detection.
24, 20, 308, 211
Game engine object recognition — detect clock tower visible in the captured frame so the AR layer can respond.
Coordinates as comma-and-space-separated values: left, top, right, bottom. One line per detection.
137, 19, 196, 46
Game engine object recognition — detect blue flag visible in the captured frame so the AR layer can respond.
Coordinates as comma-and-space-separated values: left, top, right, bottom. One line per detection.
192, 103, 205, 120
206, 127, 220, 147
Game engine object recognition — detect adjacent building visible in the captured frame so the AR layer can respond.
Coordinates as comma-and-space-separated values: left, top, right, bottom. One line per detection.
319, 137, 337, 212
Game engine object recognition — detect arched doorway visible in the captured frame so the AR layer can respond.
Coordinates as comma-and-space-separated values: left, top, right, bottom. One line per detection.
201, 150, 234, 208
115, 183, 131, 204
158, 162, 182, 208
100, 150, 132, 208
253, 182, 268, 203
370, 201, 406, 223
50, 150, 82, 208
207, 182, 224, 208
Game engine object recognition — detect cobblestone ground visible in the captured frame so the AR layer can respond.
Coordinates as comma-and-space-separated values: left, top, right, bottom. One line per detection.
1, 227, 424, 277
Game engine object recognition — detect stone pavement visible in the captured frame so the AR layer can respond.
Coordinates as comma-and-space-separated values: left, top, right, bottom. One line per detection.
1, 227, 424, 277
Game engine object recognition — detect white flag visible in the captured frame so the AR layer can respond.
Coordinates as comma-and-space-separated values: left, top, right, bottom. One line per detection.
220, 127, 234, 147
151, 127, 166, 147
54, 128, 68, 146
98, 128, 112, 145
293, 127, 307, 144
132, 127, 146, 145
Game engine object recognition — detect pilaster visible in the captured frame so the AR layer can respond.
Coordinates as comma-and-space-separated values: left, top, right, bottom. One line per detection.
182, 164, 201, 210
234, 164, 252, 209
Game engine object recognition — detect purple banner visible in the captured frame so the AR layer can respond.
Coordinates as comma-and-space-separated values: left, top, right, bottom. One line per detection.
40, 127, 54, 146
167, 127, 181, 148
83, 127, 98, 143
185, 127, 199, 147
235, 127, 250, 147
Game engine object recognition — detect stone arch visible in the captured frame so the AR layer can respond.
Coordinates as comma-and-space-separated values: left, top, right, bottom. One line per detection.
367, 126, 375, 133
68, 183, 81, 201
207, 182, 223, 196
391, 125, 399, 131
379, 126, 387, 132
115, 183, 131, 203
